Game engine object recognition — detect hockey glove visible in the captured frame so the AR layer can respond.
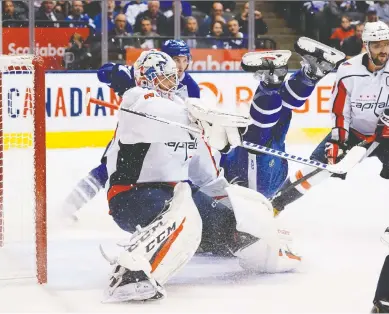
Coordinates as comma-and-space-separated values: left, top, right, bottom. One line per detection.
186, 98, 250, 152
375, 109, 389, 179
97, 63, 135, 97
325, 140, 348, 165
375, 109, 389, 146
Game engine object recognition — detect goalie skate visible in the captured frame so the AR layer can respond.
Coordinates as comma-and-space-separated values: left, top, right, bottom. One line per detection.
241, 50, 291, 87
103, 265, 165, 303
295, 37, 345, 79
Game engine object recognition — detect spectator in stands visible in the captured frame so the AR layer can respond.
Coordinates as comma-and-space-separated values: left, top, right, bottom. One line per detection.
329, 15, 355, 49
224, 18, 247, 49
55, 1, 71, 17
93, 0, 132, 33
182, 16, 198, 48
205, 20, 225, 49
93, 0, 115, 31
109, 13, 131, 37
341, 22, 364, 59
235, 2, 268, 36
108, 13, 131, 61
2, 1, 27, 23
12, 1, 28, 18
132, 16, 160, 49
134, 1, 168, 36
375, 1, 389, 24
166, 1, 186, 36
123, 0, 147, 27
319, 1, 363, 45
160, 1, 192, 18
198, 2, 227, 36
63, 32, 92, 70
83, 0, 101, 19
326, 1, 363, 22
191, 2, 236, 14
366, 6, 378, 23
66, 1, 94, 28
36, 0, 65, 21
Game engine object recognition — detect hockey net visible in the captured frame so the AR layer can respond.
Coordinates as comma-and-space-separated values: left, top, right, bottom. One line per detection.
0, 55, 47, 284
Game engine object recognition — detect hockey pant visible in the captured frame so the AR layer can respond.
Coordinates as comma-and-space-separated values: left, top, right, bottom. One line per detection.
221, 69, 317, 199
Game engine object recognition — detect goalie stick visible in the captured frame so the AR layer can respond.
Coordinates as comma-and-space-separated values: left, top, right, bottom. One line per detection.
86, 93, 365, 175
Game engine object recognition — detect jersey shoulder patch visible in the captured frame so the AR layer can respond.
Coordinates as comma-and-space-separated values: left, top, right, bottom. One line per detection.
121, 87, 159, 109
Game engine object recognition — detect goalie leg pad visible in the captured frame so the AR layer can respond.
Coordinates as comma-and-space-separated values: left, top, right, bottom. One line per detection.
226, 185, 280, 272
236, 228, 302, 273
112, 182, 202, 285
150, 183, 202, 284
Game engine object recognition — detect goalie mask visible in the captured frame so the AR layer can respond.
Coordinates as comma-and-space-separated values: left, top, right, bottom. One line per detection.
362, 21, 389, 67
134, 50, 179, 98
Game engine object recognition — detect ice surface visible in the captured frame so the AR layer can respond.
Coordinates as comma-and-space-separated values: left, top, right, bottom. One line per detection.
1, 145, 389, 313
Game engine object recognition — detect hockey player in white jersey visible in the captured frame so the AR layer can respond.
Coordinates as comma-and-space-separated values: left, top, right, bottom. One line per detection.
272, 21, 389, 217
100, 50, 271, 302
61, 41, 200, 220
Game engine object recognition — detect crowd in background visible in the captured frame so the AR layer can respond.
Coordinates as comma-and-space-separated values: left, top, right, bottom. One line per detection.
3, 1, 388, 69
2, 0, 270, 68
277, 1, 389, 59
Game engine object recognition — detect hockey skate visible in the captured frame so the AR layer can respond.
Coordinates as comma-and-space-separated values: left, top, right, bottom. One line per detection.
381, 227, 389, 247
295, 37, 346, 80
371, 299, 389, 313
101, 224, 167, 303
232, 228, 302, 273
103, 264, 165, 303
241, 50, 291, 88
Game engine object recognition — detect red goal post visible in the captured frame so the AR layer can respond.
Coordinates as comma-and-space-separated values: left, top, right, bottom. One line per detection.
0, 55, 47, 284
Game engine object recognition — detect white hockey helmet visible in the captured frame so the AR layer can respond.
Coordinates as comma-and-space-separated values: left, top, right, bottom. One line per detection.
362, 21, 389, 43
362, 21, 389, 66
134, 50, 179, 98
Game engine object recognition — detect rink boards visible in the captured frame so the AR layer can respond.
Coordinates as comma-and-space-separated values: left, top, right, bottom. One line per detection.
2, 71, 336, 149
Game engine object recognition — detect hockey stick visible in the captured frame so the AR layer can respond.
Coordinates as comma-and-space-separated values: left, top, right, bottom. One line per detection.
270, 139, 379, 201
85, 93, 120, 110
85, 93, 362, 175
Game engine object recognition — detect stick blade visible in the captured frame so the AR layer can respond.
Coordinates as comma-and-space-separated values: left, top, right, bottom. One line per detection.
327, 146, 367, 174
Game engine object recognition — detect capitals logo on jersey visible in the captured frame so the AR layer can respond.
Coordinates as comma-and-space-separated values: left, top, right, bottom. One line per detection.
165, 138, 198, 160
352, 92, 389, 117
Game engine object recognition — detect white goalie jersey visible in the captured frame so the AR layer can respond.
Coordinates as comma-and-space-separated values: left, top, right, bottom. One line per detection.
105, 87, 197, 186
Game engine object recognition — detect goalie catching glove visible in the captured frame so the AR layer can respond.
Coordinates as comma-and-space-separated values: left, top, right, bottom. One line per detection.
186, 97, 251, 151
